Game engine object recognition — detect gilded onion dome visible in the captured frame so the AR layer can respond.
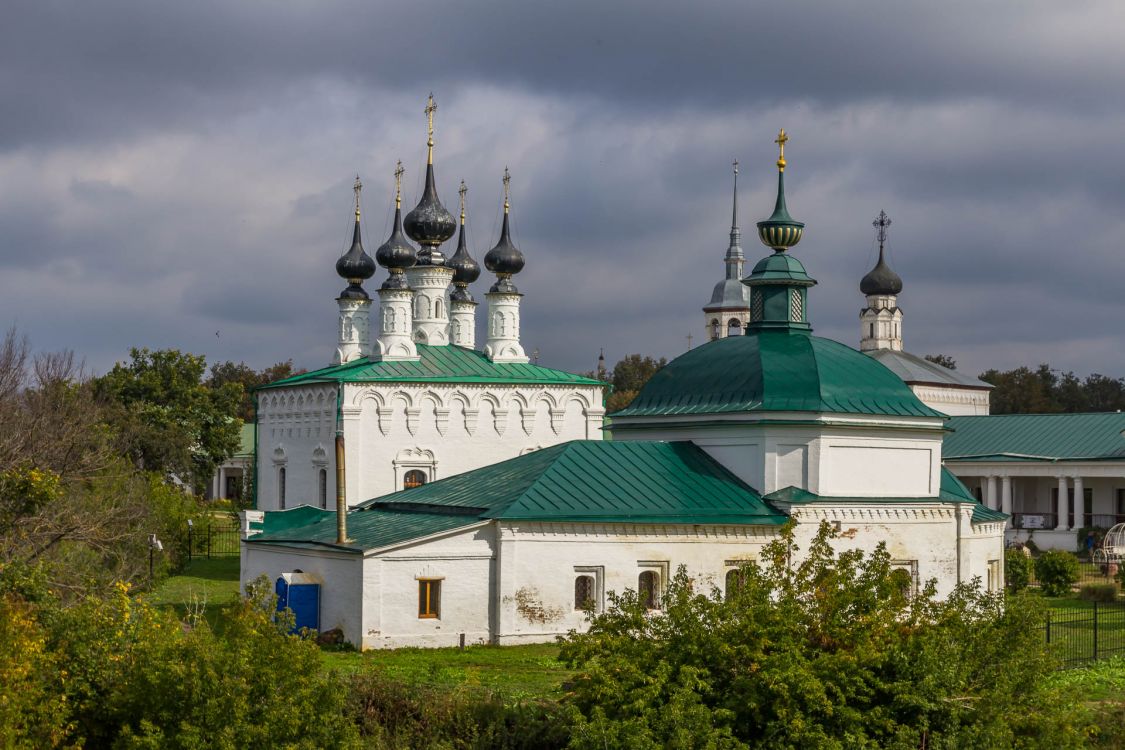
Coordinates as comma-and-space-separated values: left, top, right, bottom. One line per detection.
375, 162, 418, 290
860, 210, 903, 295
448, 180, 481, 302
403, 94, 456, 262
484, 168, 525, 293
755, 129, 805, 252
336, 176, 377, 300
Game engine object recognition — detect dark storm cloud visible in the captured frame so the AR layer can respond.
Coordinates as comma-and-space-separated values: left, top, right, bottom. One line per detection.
0, 0, 1123, 381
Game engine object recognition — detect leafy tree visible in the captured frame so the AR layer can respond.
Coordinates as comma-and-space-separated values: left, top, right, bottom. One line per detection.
980, 364, 1062, 414
924, 353, 957, 370
208, 359, 305, 421
97, 348, 242, 491
560, 522, 1084, 749
1005, 548, 1032, 592
605, 354, 667, 413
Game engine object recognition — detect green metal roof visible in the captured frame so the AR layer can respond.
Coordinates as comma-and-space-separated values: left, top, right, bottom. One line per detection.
745, 252, 815, 285
247, 507, 479, 555
251, 505, 335, 535
258, 344, 603, 390
613, 330, 945, 420
359, 440, 786, 525
944, 413, 1125, 462
761, 468, 1004, 525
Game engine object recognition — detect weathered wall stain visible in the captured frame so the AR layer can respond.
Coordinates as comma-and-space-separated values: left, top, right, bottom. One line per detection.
508, 586, 564, 624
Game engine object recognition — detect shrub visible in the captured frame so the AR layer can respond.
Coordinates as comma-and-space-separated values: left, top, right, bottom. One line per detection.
560, 521, 1084, 749
1035, 550, 1081, 596
1079, 583, 1118, 603
1006, 548, 1032, 592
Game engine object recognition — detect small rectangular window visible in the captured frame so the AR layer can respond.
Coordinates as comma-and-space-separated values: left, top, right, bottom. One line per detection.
418, 579, 441, 619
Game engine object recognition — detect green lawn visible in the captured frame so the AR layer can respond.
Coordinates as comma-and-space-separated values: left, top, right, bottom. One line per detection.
322, 643, 574, 701
148, 557, 241, 631
1034, 595, 1125, 665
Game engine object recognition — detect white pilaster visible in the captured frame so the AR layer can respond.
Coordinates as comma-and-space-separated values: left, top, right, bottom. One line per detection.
334, 297, 372, 365
405, 266, 454, 346
484, 291, 529, 364
450, 298, 477, 348
1058, 475, 1070, 530
375, 286, 420, 361
1000, 475, 1012, 516
1073, 475, 1085, 529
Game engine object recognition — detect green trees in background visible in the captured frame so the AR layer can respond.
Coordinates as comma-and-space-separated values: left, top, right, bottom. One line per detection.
1005, 548, 1032, 592
559, 522, 1083, 750
96, 348, 243, 492
590, 353, 668, 412
207, 358, 306, 421
980, 364, 1125, 414
1035, 550, 1081, 597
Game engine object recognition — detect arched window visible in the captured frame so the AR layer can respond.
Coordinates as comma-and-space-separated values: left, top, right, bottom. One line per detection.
435, 298, 443, 317
638, 570, 660, 610
416, 295, 428, 318
574, 575, 595, 610
727, 318, 742, 336
710, 319, 720, 340
318, 468, 327, 509
404, 470, 427, 490
278, 467, 286, 510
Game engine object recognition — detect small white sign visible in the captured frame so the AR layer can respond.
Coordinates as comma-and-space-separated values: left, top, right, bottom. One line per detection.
1022, 515, 1047, 529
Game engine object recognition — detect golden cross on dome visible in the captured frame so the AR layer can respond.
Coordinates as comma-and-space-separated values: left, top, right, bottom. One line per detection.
393, 160, 404, 209
353, 174, 362, 218
502, 167, 511, 213
425, 93, 437, 163
775, 129, 788, 171
459, 179, 467, 222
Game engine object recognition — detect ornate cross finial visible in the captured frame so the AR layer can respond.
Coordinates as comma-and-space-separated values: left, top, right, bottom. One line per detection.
425, 93, 437, 163
686, 332, 694, 350
353, 174, 363, 218
775, 129, 789, 172
458, 179, 467, 222
393, 160, 404, 209
502, 167, 511, 213
873, 210, 891, 249
733, 159, 739, 176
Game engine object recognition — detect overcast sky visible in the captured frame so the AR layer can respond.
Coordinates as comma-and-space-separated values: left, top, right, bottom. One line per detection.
2, 0, 1123, 379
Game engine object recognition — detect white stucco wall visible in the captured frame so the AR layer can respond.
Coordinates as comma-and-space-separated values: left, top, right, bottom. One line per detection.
240, 542, 364, 643
255, 381, 605, 510
611, 414, 945, 498
909, 384, 990, 416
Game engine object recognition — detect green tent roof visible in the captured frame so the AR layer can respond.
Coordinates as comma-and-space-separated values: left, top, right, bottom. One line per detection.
612, 330, 945, 420
248, 440, 787, 553
761, 467, 1004, 525
258, 344, 604, 389
944, 413, 1125, 462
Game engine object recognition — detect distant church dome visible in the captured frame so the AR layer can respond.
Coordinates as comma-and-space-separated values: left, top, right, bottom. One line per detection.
448, 180, 481, 300
860, 210, 902, 295
484, 168, 525, 292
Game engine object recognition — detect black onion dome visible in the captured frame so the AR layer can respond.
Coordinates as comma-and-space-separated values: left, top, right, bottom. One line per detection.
403, 163, 456, 251
860, 246, 903, 295
484, 212, 524, 277
336, 217, 377, 281
375, 206, 418, 273
447, 220, 481, 286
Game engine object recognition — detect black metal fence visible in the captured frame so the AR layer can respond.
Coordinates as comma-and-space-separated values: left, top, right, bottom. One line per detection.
1046, 601, 1125, 667
186, 525, 241, 560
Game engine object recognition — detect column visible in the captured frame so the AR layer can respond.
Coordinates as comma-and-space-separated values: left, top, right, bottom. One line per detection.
1073, 476, 1085, 529
1001, 475, 1012, 516
1058, 475, 1070, 530
986, 475, 998, 511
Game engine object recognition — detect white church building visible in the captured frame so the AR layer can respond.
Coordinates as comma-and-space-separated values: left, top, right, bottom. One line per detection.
241, 119, 1006, 649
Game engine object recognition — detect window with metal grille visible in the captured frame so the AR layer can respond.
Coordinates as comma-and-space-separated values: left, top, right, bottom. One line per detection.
638, 570, 660, 610
418, 579, 441, 619
751, 290, 763, 321
404, 469, 427, 490
790, 289, 803, 321
318, 468, 327, 509
278, 467, 286, 509
574, 575, 595, 610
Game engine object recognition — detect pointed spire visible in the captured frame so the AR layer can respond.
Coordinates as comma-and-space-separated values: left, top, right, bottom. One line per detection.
404, 94, 456, 260
756, 129, 805, 253
448, 179, 481, 299
485, 167, 525, 293
860, 210, 902, 295
376, 162, 418, 289
724, 159, 744, 280
335, 175, 377, 299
